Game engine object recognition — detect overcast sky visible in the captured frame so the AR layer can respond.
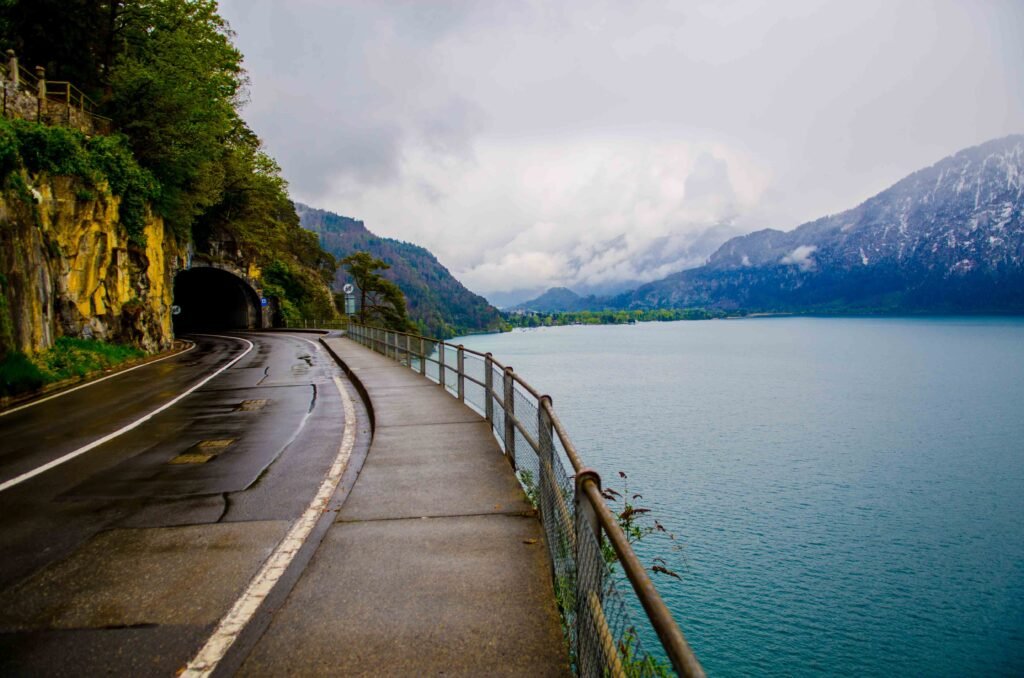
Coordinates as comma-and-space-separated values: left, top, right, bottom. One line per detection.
217, 0, 1024, 303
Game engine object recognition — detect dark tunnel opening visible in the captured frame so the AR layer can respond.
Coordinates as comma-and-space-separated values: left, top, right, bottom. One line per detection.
173, 267, 262, 333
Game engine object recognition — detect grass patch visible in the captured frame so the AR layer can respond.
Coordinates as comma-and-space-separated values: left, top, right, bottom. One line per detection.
0, 337, 145, 399
33, 337, 145, 382
0, 351, 46, 397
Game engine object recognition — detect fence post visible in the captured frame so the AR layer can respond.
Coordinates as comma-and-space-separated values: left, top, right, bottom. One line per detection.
419, 336, 426, 375
484, 353, 494, 425
7, 50, 17, 87
34, 65, 44, 122
538, 395, 554, 528
438, 342, 446, 389
503, 366, 516, 468
575, 468, 604, 677
457, 345, 465, 402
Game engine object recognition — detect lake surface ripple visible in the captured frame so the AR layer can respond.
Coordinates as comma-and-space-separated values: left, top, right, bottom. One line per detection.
458, 317, 1024, 677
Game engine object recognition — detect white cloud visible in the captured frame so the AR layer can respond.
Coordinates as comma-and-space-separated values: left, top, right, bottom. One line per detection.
219, 0, 1024, 299
780, 245, 818, 271
314, 137, 766, 294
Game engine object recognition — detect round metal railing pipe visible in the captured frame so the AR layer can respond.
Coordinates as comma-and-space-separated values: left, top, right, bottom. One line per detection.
580, 478, 706, 678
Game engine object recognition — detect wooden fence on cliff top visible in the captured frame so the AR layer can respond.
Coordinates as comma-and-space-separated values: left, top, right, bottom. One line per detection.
1, 50, 111, 136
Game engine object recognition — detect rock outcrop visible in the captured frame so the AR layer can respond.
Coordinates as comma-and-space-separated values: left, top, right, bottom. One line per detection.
0, 172, 181, 355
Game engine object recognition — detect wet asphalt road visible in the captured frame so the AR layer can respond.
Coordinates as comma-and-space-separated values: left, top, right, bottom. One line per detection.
0, 332, 371, 676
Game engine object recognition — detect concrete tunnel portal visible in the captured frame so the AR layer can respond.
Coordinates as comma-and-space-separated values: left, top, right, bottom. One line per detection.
173, 267, 263, 333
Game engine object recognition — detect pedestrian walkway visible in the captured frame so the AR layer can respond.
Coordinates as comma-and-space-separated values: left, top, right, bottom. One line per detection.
240, 337, 569, 676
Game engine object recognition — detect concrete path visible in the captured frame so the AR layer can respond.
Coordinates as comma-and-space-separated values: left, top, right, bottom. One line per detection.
241, 336, 569, 676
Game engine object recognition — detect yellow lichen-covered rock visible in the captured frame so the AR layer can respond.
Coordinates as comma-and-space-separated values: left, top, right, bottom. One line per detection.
144, 217, 175, 342
0, 172, 185, 356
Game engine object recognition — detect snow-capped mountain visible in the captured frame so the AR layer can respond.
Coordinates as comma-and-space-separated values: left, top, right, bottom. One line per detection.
618, 135, 1024, 313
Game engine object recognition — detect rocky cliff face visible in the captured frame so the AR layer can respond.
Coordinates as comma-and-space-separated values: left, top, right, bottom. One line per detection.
0, 172, 181, 355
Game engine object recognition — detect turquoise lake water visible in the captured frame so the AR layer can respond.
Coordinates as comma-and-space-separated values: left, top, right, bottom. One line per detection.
457, 317, 1024, 676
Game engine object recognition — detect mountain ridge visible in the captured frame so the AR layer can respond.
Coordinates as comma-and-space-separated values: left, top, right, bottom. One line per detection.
518, 135, 1024, 314
296, 203, 504, 337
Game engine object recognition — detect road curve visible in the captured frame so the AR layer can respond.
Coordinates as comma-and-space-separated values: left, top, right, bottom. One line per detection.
0, 332, 372, 676
0, 334, 251, 491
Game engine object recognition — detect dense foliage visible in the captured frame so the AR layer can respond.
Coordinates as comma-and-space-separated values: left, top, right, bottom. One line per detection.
297, 203, 504, 338
0, 0, 338, 323
0, 118, 157, 241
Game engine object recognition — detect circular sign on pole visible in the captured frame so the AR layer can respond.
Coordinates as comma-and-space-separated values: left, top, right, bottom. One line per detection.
342, 283, 354, 294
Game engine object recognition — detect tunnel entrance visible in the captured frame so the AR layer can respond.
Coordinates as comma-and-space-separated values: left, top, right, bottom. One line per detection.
173, 267, 262, 333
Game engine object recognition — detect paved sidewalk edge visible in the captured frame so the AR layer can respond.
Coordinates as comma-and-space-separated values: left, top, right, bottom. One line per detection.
319, 336, 376, 433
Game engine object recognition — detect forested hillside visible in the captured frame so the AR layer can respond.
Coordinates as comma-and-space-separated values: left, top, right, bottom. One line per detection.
296, 203, 503, 337
0, 0, 338, 330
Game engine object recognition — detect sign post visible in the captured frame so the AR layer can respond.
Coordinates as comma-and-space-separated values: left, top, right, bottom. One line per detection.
342, 284, 356, 316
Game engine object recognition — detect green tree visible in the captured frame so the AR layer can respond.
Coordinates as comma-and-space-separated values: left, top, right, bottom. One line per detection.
0, 0, 340, 326
341, 251, 413, 331
1, 0, 245, 236
195, 124, 335, 278
107, 0, 243, 235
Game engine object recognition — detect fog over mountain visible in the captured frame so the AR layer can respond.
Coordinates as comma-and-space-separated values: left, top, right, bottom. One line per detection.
519, 135, 1024, 313
219, 1, 1024, 303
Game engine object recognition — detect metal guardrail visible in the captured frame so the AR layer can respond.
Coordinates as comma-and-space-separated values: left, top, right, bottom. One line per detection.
295, 318, 349, 330
347, 322, 705, 678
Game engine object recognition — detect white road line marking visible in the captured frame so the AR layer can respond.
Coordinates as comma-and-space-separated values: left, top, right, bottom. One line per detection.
0, 336, 253, 494
0, 341, 197, 418
253, 331, 321, 352
181, 375, 357, 677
